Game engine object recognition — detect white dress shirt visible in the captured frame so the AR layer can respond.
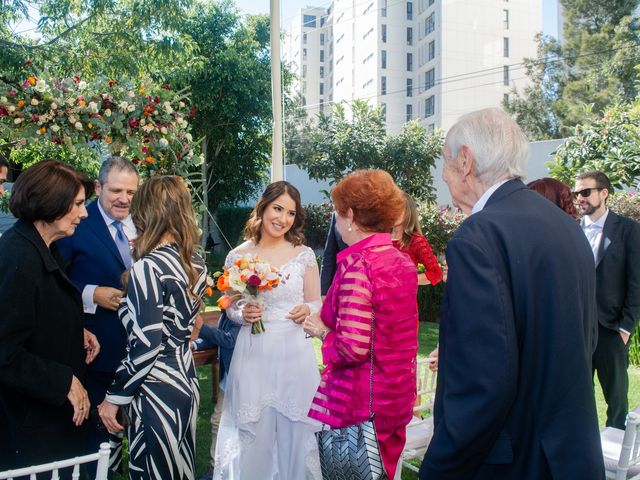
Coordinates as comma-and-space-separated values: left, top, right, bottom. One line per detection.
581, 209, 609, 263
471, 179, 510, 215
82, 201, 137, 313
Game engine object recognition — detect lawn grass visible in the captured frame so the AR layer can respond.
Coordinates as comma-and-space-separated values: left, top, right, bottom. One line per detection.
116, 321, 638, 480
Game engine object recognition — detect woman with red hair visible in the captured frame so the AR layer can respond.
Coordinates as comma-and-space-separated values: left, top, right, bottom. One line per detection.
527, 177, 578, 219
304, 169, 419, 478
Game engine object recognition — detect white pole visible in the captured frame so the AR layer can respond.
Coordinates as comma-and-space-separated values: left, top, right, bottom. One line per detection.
270, 0, 284, 182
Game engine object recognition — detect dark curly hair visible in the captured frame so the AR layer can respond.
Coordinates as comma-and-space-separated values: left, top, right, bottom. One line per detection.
527, 177, 578, 219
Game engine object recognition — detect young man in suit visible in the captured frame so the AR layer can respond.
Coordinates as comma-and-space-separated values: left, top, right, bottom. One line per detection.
575, 171, 640, 429
419, 108, 603, 479
56, 156, 139, 462
0, 155, 8, 195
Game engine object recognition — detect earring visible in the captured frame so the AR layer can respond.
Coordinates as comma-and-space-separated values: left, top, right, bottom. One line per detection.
347, 224, 353, 232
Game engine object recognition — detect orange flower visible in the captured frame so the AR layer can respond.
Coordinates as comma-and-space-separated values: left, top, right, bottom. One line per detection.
27, 76, 36, 86
145, 156, 154, 164
39, 127, 46, 134
217, 295, 233, 309
139, 88, 145, 94
105, 136, 112, 144
205, 286, 214, 297
87, 123, 93, 129
17, 100, 24, 107
78, 99, 86, 106
217, 274, 229, 291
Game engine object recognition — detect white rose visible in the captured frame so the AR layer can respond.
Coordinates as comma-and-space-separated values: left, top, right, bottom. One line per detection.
50, 124, 60, 132
78, 81, 87, 90
142, 124, 155, 133
7, 105, 15, 113
195, 154, 204, 166
75, 121, 83, 130
66, 97, 75, 106
50, 102, 58, 110
88, 101, 99, 113
185, 133, 192, 142
35, 79, 46, 92
160, 127, 168, 134
179, 101, 185, 108
127, 104, 135, 112
30, 98, 39, 106
0, 96, 7, 103
68, 115, 76, 124
14, 117, 23, 124
104, 108, 112, 117
119, 101, 129, 111
158, 138, 169, 148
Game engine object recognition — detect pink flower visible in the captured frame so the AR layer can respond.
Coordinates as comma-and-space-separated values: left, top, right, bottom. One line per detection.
248, 275, 261, 287
8, 90, 16, 97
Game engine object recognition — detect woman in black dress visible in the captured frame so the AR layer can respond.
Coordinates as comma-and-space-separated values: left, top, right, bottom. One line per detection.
98, 176, 207, 480
0, 160, 99, 470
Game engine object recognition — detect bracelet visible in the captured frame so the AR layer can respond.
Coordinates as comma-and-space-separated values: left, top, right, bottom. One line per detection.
320, 328, 330, 341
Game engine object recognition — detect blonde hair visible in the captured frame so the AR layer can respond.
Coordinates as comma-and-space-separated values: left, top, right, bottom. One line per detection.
397, 192, 422, 249
130, 176, 201, 292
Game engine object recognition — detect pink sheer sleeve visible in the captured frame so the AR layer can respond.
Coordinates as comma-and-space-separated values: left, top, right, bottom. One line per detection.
322, 256, 373, 367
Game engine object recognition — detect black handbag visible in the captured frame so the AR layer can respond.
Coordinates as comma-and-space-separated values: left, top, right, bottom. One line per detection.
315, 311, 388, 480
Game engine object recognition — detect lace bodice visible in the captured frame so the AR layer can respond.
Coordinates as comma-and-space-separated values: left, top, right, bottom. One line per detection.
224, 245, 320, 328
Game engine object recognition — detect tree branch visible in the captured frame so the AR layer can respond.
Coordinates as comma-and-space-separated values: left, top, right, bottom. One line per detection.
0, 14, 95, 51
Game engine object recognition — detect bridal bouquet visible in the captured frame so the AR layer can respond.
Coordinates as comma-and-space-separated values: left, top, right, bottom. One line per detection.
215, 254, 282, 334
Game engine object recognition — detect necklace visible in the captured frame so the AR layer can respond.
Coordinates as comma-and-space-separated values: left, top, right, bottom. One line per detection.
153, 240, 175, 251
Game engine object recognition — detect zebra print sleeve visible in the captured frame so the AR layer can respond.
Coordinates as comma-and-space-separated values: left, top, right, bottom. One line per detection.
106, 258, 164, 405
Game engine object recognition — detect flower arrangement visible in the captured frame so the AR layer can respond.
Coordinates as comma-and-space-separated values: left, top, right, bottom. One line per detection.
0, 72, 203, 176
214, 254, 283, 334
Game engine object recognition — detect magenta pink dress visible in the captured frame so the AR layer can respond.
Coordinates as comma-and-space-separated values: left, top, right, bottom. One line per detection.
308, 233, 418, 476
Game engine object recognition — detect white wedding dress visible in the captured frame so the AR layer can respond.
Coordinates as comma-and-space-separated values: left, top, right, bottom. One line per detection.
213, 243, 322, 480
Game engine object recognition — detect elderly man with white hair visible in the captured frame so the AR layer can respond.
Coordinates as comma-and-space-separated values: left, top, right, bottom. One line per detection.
419, 108, 604, 479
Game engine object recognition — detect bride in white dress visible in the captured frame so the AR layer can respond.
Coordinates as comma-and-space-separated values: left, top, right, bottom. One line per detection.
213, 181, 322, 480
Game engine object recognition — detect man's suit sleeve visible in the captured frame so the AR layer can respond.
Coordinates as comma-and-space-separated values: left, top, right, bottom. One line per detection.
420, 235, 518, 479
620, 220, 640, 334
320, 215, 339, 295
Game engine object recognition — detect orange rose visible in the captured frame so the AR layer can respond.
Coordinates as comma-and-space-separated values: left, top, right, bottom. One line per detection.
205, 286, 214, 297
39, 127, 46, 134
217, 295, 233, 309
145, 156, 154, 164
216, 275, 229, 291
17, 100, 24, 107
105, 136, 112, 144
27, 76, 36, 86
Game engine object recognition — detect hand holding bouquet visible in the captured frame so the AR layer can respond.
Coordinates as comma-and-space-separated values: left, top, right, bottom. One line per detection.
215, 254, 282, 334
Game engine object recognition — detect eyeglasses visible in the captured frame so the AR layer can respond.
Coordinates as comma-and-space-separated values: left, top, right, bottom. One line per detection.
572, 187, 603, 199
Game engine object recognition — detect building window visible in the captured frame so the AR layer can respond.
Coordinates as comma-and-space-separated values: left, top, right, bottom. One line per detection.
503, 93, 509, 104
406, 104, 413, 121
425, 68, 435, 89
382, 24, 387, 43
320, 66, 324, 78
381, 50, 387, 69
427, 123, 435, 134
320, 100, 324, 113
381, 76, 387, 95
426, 12, 435, 35
407, 1, 413, 20
503, 37, 509, 57
503, 9, 509, 29
407, 78, 413, 97
302, 64, 307, 78
407, 27, 413, 45
381, 102, 387, 121
407, 52, 413, 71
428, 40, 435, 60
320, 33, 325, 45
382, 0, 387, 17
302, 81, 307, 94
303, 33, 307, 44
425, 95, 434, 117
503, 65, 510, 85
320, 50, 325, 62
320, 83, 324, 95
303, 14, 316, 28
303, 48, 307, 59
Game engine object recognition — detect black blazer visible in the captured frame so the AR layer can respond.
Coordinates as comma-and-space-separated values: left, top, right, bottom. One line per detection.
320, 213, 347, 295
0, 220, 86, 469
589, 210, 640, 333
420, 180, 604, 480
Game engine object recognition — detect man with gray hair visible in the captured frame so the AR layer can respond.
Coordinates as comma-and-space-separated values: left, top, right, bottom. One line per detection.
419, 108, 603, 479
56, 156, 139, 467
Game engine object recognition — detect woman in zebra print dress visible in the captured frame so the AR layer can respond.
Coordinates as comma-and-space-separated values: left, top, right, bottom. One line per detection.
98, 176, 207, 480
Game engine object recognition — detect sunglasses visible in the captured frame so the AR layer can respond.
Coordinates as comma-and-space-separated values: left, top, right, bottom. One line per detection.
572, 187, 603, 199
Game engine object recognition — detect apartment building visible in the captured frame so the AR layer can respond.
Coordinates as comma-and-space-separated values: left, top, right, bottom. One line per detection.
285, 1, 542, 133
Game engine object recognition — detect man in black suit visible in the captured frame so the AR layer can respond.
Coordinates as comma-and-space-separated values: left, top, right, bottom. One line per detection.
419, 108, 603, 479
574, 171, 640, 429
320, 213, 347, 297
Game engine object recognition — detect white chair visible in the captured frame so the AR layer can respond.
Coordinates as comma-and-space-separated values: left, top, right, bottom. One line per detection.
399, 357, 437, 478
602, 411, 640, 479
0, 442, 110, 480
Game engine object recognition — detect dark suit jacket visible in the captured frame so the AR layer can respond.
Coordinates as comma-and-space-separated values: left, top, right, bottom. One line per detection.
193, 310, 240, 381
0, 220, 86, 468
420, 180, 604, 480
589, 210, 640, 333
320, 213, 348, 295
56, 200, 128, 372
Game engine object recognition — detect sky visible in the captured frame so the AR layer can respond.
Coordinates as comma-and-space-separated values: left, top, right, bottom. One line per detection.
236, 0, 559, 37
